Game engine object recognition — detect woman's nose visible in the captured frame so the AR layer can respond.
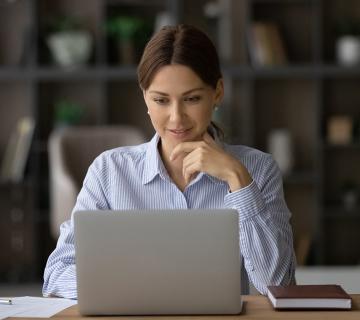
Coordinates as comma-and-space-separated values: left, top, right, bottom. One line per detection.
169, 102, 185, 122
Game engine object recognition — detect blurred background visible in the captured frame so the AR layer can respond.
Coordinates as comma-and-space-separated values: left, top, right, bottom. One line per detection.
0, 0, 359, 295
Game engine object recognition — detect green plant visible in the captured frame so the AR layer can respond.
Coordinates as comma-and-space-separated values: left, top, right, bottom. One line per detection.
54, 99, 84, 126
105, 16, 144, 41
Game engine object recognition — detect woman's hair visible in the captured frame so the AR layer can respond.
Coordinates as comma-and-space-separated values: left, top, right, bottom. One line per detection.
137, 24, 224, 138
137, 24, 222, 90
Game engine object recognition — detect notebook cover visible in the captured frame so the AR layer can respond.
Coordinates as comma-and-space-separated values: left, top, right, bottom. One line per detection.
267, 285, 351, 300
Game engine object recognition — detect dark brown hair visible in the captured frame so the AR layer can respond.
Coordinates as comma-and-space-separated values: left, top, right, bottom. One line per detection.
137, 24, 224, 138
138, 24, 222, 90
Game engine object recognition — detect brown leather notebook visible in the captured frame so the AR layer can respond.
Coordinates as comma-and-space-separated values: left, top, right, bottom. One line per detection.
267, 285, 352, 310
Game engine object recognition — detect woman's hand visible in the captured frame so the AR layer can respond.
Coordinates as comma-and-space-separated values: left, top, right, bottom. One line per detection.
170, 132, 253, 192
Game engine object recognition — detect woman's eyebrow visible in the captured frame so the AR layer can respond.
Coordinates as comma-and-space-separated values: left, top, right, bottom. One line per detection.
148, 91, 169, 96
148, 87, 205, 96
182, 87, 205, 95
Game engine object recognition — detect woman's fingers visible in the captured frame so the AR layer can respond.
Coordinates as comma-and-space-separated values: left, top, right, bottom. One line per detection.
183, 161, 202, 184
170, 141, 205, 161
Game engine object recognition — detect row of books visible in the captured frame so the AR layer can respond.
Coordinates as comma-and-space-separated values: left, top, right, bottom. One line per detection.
0, 117, 35, 183
248, 22, 288, 67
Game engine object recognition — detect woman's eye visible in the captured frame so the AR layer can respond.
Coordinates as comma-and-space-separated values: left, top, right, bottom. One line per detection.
153, 98, 169, 105
185, 96, 201, 103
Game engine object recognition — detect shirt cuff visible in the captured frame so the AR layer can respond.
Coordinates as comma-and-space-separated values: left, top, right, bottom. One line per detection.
224, 180, 266, 222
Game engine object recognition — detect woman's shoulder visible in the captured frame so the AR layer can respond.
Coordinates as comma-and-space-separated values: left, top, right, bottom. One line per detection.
91, 141, 149, 169
224, 143, 276, 174
225, 143, 271, 161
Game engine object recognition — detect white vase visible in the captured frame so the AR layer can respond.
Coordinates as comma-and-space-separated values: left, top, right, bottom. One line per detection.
47, 31, 93, 67
268, 129, 294, 175
336, 36, 360, 66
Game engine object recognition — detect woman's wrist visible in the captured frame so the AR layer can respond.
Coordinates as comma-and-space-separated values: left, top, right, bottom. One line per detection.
226, 161, 253, 192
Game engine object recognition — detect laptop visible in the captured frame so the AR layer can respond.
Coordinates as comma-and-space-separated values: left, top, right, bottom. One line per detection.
74, 209, 242, 315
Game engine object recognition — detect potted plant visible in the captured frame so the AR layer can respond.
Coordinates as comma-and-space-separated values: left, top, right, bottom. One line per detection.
335, 18, 360, 66
46, 15, 93, 68
54, 99, 84, 128
105, 16, 146, 65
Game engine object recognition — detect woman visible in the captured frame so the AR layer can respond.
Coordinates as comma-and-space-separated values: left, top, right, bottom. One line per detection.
43, 24, 296, 299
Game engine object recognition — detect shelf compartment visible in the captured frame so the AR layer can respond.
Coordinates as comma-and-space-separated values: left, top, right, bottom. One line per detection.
322, 78, 360, 146
323, 78, 360, 116
0, 0, 32, 67
0, 183, 37, 282
324, 219, 360, 265
105, 0, 166, 66
37, 0, 103, 67
253, 79, 318, 173
107, 80, 154, 138
323, 150, 360, 205
323, 0, 360, 64
0, 82, 33, 159
285, 184, 318, 266
250, 0, 316, 64
37, 81, 105, 140
227, 80, 254, 145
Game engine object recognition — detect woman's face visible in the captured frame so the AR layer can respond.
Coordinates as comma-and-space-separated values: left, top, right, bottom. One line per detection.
143, 64, 223, 150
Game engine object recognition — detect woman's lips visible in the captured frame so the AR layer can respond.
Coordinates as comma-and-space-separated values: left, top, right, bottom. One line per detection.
168, 128, 192, 138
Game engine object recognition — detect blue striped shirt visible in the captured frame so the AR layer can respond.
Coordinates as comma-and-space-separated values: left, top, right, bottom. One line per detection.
43, 133, 296, 299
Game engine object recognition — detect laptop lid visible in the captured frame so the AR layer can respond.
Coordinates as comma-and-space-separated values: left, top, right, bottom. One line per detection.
74, 209, 242, 315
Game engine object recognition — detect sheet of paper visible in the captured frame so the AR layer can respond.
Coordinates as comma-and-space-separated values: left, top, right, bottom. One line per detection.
0, 296, 77, 319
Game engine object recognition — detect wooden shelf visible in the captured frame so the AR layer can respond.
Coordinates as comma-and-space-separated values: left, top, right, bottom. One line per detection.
2, 64, 360, 81
37, 66, 138, 80
323, 143, 360, 151
0, 68, 34, 80
251, 0, 312, 4
0, 66, 139, 80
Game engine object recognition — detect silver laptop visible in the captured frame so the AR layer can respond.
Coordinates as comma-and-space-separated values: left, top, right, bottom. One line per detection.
74, 209, 242, 315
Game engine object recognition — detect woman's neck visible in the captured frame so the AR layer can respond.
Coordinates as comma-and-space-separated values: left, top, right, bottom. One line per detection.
159, 140, 183, 173
159, 140, 187, 190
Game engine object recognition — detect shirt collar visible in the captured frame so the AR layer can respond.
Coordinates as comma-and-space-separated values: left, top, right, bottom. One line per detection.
142, 133, 168, 185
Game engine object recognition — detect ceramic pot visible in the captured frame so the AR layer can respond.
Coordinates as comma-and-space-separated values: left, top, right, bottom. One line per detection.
268, 129, 294, 175
336, 36, 360, 66
47, 31, 93, 67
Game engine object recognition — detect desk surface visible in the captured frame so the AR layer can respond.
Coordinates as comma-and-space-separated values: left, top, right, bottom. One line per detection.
12, 294, 360, 320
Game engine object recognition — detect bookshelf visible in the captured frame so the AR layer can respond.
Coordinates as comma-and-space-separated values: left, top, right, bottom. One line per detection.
1, 0, 360, 282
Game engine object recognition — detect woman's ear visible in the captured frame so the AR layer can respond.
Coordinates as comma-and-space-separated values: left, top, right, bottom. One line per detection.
215, 78, 224, 105
143, 90, 150, 107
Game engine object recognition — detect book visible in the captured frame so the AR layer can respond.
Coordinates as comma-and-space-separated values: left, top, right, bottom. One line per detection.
267, 285, 352, 310
0, 117, 35, 183
248, 22, 288, 67
327, 115, 353, 145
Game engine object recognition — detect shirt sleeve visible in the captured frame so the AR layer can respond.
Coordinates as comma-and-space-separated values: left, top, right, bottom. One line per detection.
224, 154, 296, 295
42, 156, 109, 299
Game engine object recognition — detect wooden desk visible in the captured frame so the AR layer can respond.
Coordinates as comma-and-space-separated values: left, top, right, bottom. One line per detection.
13, 294, 360, 319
